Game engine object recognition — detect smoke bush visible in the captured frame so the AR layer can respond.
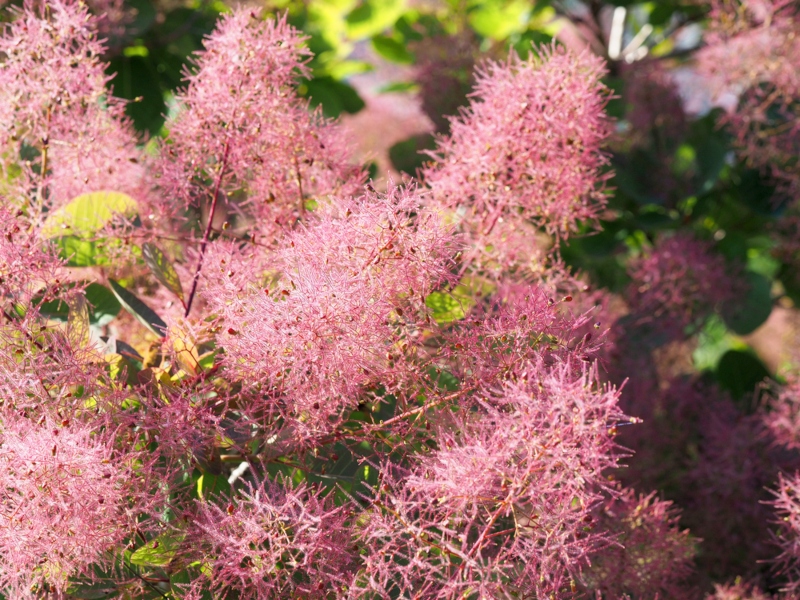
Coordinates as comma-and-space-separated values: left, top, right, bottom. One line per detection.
0, 0, 797, 598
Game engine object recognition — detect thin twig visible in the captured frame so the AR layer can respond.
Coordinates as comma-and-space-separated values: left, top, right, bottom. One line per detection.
185, 139, 231, 317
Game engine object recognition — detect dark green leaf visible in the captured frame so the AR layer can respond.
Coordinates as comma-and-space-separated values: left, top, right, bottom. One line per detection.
716, 349, 770, 402
37, 283, 121, 326
303, 76, 365, 118
196, 472, 232, 502
388, 133, 436, 175
371, 35, 414, 64
109, 279, 167, 337
85, 283, 122, 326
723, 272, 772, 335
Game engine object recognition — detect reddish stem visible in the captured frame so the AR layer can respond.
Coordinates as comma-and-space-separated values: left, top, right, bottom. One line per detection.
184, 139, 231, 318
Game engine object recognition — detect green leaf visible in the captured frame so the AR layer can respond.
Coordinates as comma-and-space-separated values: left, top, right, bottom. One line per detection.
52, 236, 112, 267
723, 272, 772, 335
388, 133, 436, 175
345, 0, 405, 40
428, 367, 460, 391
142, 242, 184, 302
692, 314, 747, 371
130, 532, 185, 568
426, 291, 469, 324
303, 76, 365, 118
371, 35, 413, 64
716, 349, 770, 402
468, 0, 531, 40
41, 191, 138, 238
109, 279, 167, 337
695, 137, 728, 192
84, 283, 122, 326
377, 81, 419, 94
196, 472, 232, 501
37, 283, 121, 326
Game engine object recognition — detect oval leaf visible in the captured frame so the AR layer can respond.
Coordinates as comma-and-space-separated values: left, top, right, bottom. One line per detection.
109, 279, 167, 337
197, 472, 232, 502
42, 190, 138, 238
425, 291, 469, 324
142, 242, 184, 301
723, 272, 773, 335
130, 532, 185, 568
84, 283, 122, 326
53, 236, 112, 267
36, 283, 121, 326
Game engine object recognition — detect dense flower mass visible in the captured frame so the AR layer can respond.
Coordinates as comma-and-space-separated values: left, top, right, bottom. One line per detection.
185, 479, 354, 599
0, 0, 798, 597
424, 45, 611, 247
772, 472, 800, 594
155, 8, 362, 234
626, 233, 740, 332
698, 0, 800, 193
0, 417, 138, 594
206, 183, 454, 438
581, 487, 696, 597
355, 361, 626, 598
0, 0, 146, 216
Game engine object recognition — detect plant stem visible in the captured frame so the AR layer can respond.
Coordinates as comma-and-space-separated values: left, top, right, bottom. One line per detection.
185, 139, 231, 318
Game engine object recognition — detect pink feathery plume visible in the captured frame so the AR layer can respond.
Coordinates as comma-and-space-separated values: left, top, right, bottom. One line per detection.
423, 44, 612, 267
205, 183, 455, 440
0, 0, 148, 218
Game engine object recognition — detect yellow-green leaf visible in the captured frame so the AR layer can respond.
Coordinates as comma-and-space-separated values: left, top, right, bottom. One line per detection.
42, 191, 138, 238
425, 291, 469, 324
142, 242, 184, 301
129, 532, 185, 567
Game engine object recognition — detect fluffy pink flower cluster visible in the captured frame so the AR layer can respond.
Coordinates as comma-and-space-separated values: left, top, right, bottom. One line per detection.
0, 1, 669, 597
423, 44, 611, 265
155, 9, 362, 235
0, 416, 137, 594
206, 184, 454, 438
772, 472, 800, 594
355, 361, 625, 598
626, 233, 740, 332
0, 0, 146, 215
185, 478, 354, 599
582, 488, 695, 597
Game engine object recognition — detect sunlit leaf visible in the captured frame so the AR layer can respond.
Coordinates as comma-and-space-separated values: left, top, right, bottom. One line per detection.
41, 191, 138, 238
130, 532, 185, 567
142, 242, 184, 302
